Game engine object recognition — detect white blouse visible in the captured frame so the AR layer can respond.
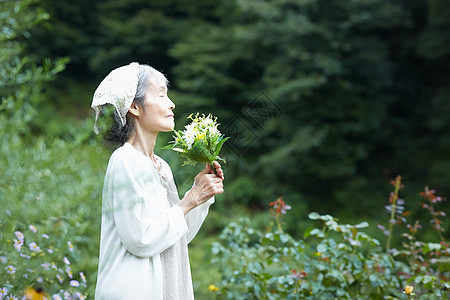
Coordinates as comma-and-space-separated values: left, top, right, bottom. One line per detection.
95, 143, 214, 300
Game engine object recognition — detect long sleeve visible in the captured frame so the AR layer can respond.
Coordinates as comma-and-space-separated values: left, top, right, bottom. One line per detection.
184, 197, 214, 243
96, 143, 196, 300
105, 147, 189, 258
159, 160, 214, 244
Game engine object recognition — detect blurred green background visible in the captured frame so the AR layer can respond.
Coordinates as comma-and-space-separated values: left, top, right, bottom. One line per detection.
1, 0, 449, 298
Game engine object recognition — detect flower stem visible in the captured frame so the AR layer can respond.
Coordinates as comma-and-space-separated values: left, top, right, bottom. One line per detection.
386, 175, 401, 252
276, 215, 282, 232
210, 162, 217, 175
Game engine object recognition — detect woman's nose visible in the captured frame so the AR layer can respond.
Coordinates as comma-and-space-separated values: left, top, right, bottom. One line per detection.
168, 98, 175, 110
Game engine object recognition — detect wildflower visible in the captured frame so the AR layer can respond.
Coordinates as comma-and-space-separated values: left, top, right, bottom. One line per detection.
63, 291, 70, 299
0, 256, 7, 263
5, 296, 18, 300
5, 265, 16, 275
183, 129, 195, 150
14, 239, 23, 252
79, 272, 86, 283
20, 253, 31, 259
63, 257, 70, 265
29, 225, 37, 233
269, 197, 291, 215
290, 269, 307, 280
208, 284, 220, 292
0, 287, 8, 297
14, 231, 24, 241
52, 295, 63, 300
66, 266, 73, 279
74, 292, 85, 300
164, 113, 229, 166
67, 241, 74, 252
29, 242, 41, 252
404, 285, 414, 295
41, 262, 51, 271
56, 273, 64, 284
24, 287, 49, 300
37, 277, 43, 283
47, 248, 54, 254
70, 280, 80, 287
42, 234, 49, 239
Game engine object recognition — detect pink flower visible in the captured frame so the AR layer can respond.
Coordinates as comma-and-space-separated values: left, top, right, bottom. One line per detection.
290, 269, 307, 280
269, 197, 291, 215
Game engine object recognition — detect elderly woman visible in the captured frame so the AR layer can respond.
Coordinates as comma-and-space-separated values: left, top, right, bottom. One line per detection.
91, 62, 224, 299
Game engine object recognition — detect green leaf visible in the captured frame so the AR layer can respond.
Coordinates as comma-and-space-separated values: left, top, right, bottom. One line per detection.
213, 136, 230, 157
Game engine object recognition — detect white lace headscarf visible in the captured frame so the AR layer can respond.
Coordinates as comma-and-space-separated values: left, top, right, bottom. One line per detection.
91, 62, 140, 134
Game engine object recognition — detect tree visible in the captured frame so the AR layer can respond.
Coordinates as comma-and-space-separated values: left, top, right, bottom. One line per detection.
170, 0, 418, 215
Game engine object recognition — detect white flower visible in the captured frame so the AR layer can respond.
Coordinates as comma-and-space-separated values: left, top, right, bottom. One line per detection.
37, 276, 43, 283
200, 116, 214, 127
0, 287, 8, 297
79, 272, 86, 283
66, 266, 73, 279
63, 257, 70, 265
29, 242, 41, 252
67, 241, 74, 252
42, 234, 49, 239
183, 129, 196, 150
74, 292, 85, 300
41, 262, 51, 270
208, 126, 220, 137
63, 291, 70, 300
29, 225, 37, 233
52, 295, 63, 300
14, 231, 24, 241
70, 280, 80, 287
5, 265, 16, 275
0, 256, 7, 264
56, 273, 64, 284
184, 123, 196, 133
14, 239, 23, 252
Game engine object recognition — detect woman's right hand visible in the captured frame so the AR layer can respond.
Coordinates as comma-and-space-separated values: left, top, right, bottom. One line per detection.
178, 162, 224, 215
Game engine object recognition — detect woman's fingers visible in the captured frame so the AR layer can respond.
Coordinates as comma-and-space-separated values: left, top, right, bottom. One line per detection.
212, 161, 224, 180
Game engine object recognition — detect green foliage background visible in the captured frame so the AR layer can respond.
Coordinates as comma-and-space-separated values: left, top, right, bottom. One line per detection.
1, 0, 449, 298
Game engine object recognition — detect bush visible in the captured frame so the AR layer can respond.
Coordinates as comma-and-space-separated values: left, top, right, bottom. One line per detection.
211, 183, 449, 299
0, 1, 104, 298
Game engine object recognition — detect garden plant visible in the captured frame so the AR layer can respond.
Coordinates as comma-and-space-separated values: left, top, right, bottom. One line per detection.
210, 180, 449, 299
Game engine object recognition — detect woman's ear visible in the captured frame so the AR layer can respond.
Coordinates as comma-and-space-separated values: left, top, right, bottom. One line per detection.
128, 102, 139, 118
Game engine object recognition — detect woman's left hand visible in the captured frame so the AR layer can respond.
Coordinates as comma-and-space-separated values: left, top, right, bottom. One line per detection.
211, 161, 224, 181
178, 161, 224, 215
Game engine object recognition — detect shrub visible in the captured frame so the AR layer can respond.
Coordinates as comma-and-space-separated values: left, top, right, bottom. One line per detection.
0, 217, 87, 299
211, 180, 449, 299
0, 1, 104, 298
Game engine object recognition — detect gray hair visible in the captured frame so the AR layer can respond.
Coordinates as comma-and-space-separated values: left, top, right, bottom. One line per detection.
105, 64, 169, 147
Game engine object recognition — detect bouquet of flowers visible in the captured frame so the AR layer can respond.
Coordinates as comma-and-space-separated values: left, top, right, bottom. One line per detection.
163, 113, 229, 168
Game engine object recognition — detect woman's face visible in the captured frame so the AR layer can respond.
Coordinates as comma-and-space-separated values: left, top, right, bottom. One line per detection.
136, 81, 175, 134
